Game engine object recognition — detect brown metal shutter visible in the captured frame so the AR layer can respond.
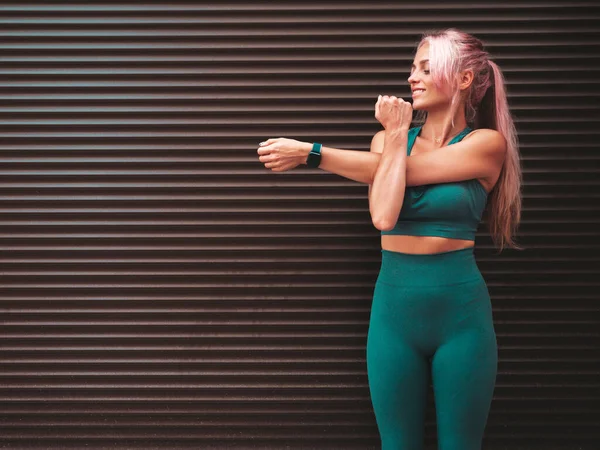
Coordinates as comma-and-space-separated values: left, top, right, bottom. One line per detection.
1, 2, 599, 449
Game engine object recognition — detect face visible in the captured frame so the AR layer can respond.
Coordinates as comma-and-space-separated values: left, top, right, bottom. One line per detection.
408, 42, 451, 111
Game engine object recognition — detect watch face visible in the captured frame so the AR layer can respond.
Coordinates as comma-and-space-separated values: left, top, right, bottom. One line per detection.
307, 152, 321, 168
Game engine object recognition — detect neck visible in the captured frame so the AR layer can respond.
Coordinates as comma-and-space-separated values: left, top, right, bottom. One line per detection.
420, 107, 468, 146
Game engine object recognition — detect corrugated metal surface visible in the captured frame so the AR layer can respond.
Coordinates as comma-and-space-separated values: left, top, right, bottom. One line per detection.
1, 2, 599, 449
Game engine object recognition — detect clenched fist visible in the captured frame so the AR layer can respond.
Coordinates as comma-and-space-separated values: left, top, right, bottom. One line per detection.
257, 137, 312, 173
375, 95, 413, 132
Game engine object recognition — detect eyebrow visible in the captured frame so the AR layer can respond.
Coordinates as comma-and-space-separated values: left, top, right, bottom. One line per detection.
410, 59, 430, 68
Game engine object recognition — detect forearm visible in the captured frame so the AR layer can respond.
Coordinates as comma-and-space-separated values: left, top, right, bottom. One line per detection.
299, 142, 380, 184
369, 130, 409, 230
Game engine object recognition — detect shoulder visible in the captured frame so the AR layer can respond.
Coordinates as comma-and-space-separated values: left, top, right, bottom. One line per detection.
464, 128, 507, 154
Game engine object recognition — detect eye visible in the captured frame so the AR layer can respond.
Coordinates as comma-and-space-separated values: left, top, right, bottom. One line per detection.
423, 69, 430, 75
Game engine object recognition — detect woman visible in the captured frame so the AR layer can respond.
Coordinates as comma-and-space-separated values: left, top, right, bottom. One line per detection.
257, 28, 522, 449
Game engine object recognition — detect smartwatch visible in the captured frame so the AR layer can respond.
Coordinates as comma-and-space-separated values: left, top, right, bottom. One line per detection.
306, 142, 322, 168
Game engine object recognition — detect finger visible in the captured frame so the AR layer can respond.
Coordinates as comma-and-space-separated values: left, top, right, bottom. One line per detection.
257, 147, 272, 155
259, 154, 277, 163
258, 137, 278, 147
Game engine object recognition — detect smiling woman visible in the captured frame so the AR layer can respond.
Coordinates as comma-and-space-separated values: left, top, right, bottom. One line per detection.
257, 28, 523, 449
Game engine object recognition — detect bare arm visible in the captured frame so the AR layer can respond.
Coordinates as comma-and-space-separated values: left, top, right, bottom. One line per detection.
368, 129, 409, 230
258, 138, 381, 185
313, 128, 505, 188
317, 144, 381, 185
367, 130, 385, 203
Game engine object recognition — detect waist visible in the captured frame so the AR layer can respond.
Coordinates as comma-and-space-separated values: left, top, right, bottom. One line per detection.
378, 245, 482, 287
381, 234, 475, 255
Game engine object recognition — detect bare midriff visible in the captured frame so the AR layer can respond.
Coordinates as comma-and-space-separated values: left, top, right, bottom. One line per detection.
381, 234, 475, 255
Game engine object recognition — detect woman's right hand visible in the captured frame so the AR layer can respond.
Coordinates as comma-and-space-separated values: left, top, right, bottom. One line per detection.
375, 95, 413, 133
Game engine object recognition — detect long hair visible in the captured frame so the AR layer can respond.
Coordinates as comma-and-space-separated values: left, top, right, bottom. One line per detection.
413, 28, 523, 252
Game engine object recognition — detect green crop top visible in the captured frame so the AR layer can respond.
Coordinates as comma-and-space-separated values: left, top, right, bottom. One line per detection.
380, 125, 489, 241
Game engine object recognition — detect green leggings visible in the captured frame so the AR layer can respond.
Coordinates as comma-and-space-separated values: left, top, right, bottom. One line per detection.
367, 246, 497, 450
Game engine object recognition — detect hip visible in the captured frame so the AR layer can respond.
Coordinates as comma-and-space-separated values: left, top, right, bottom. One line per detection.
377, 244, 484, 288
372, 247, 493, 347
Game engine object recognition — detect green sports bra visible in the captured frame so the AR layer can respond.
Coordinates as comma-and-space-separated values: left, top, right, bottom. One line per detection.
380, 125, 489, 241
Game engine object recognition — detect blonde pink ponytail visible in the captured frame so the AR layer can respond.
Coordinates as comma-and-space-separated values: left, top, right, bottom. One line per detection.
414, 29, 524, 252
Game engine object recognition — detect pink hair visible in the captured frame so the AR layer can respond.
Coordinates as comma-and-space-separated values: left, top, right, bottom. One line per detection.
413, 28, 524, 252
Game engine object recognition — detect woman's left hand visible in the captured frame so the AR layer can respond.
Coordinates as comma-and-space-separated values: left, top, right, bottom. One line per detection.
257, 137, 311, 172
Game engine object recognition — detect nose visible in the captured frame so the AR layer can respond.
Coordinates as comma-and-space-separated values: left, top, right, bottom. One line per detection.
407, 71, 417, 84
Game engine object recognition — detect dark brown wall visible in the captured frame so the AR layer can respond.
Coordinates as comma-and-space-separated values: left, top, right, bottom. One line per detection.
1, 1, 599, 449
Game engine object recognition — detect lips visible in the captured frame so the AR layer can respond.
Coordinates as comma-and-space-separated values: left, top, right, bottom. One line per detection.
412, 89, 426, 96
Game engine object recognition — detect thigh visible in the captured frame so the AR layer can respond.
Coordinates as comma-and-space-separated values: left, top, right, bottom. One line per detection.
367, 280, 430, 450
430, 288, 498, 450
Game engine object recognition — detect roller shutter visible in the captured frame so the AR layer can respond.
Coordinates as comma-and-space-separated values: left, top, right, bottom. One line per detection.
1, 2, 599, 449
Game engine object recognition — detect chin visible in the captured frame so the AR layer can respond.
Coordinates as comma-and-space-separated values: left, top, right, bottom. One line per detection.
411, 100, 427, 111
412, 98, 446, 112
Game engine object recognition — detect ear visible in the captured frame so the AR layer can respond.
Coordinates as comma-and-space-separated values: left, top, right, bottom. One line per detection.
459, 69, 474, 91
